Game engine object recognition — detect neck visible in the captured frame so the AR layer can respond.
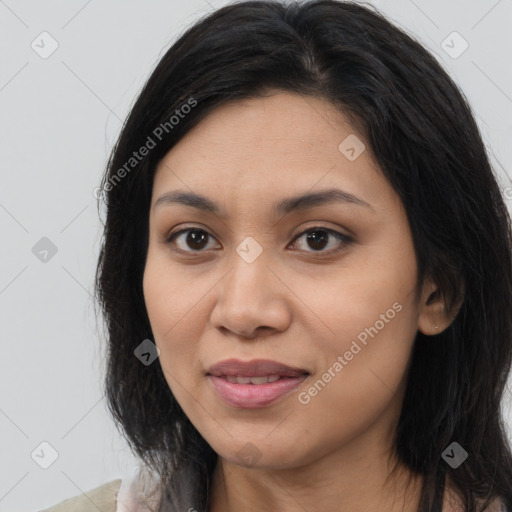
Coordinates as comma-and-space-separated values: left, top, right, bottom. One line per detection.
208, 443, 424, 512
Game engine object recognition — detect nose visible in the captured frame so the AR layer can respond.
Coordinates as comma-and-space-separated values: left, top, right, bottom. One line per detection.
209, 248, 292, 340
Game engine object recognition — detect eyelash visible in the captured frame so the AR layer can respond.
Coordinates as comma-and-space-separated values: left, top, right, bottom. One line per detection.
164, 225, 353, 256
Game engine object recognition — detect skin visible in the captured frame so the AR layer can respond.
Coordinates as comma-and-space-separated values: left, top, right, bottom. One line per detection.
142, 91, 460, 512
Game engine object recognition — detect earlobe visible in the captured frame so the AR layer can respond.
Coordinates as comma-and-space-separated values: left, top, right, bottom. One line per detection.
417, 288, 446, 335
417, 278, 464, 336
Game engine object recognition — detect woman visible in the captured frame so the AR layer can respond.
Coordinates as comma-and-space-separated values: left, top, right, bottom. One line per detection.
42, 0, 512, 510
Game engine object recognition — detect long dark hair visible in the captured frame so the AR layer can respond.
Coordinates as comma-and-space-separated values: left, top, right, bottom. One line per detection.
94, 1, 512, 510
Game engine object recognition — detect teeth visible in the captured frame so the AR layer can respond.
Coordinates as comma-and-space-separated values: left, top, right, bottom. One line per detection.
250, 376, 272, 385
234, 376, 251, 384
224, 375, 282, 384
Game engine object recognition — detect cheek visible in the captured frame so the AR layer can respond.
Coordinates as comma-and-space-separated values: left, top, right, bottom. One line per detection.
143, 251, 191, 359
143, 244, 200, 338
292, 299, 418, 463
299, 229, 419, 407
142, 249, 211, 389
142, 264, 196, 413
309, 243, 418, 356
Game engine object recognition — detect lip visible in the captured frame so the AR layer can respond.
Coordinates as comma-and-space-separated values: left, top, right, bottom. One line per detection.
206, 358, 308, 378
206, 358, 309, 408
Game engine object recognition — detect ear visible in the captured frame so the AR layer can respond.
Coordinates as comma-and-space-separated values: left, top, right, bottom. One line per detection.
417, 277, 465, 336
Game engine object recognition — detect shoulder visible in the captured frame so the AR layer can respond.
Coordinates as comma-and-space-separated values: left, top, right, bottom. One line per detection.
40, 479, 123, 512
443, 481, 509, 512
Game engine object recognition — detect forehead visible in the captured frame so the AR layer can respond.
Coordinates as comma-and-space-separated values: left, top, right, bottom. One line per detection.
151, 91, 394, 214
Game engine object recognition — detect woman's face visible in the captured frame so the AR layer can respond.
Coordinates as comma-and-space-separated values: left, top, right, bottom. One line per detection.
143, 91, 431, 469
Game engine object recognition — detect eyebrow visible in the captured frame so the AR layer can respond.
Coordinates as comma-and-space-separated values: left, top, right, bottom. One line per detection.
154, 188, 375, 216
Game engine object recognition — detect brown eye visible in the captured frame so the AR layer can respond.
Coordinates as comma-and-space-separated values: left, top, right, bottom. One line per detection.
165, 225, 352, 256
290, 227, 352, 254
166, 228, 217, 252
305, 229, 329, 251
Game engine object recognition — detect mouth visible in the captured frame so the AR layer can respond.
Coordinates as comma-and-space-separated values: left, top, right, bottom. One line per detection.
206, 358, 309, 408
216, 374, 291, 384
206, 358, 309, 378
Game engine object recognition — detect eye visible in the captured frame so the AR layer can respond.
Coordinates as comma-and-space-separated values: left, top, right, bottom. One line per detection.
165, 228, 219, 252
165, 226, 352, 255
289, 227, 352, 254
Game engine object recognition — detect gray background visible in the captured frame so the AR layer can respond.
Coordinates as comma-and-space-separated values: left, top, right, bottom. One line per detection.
0, 0, 511, 510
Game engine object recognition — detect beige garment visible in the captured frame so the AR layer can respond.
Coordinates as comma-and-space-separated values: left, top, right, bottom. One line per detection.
40, 479, 122, 512
39, 467, 162, 512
